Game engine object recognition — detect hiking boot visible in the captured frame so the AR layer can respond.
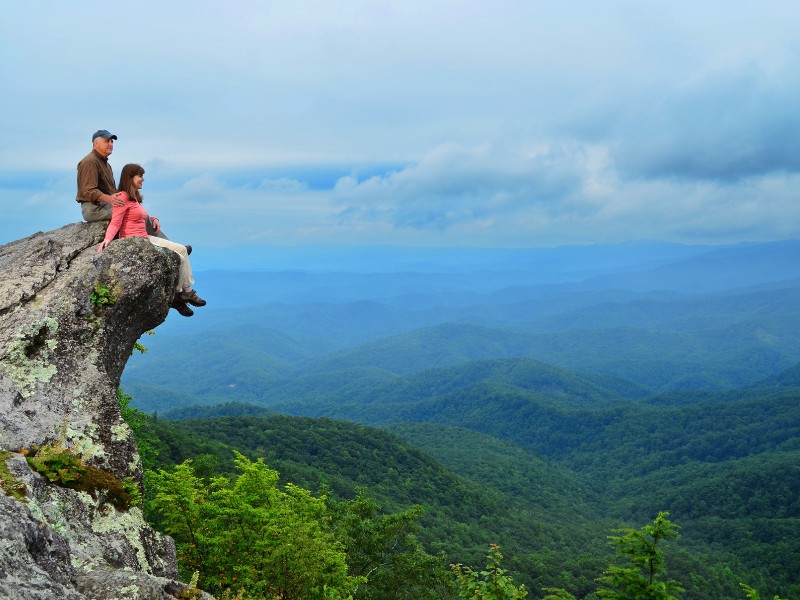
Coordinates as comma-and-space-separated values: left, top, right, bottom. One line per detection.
170, 297, 194, 317
185, 244, 192, 255
179, 289, 206, 307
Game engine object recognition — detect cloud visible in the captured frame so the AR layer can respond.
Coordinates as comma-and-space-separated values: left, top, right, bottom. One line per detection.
257, 178, 309, 193
177, 175, 230, 204
323, 139, 800, 245
332, 142, 598, 231
2, 2, 800, 249
616, 63, 800, 181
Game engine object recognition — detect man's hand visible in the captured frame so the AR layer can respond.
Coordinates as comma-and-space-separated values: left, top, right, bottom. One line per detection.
103, 193, 125, 207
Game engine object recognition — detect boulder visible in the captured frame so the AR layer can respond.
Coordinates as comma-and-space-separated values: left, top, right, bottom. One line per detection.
0, 453, 207, 600
0, 223, 211, 599
0, 222, 178, 482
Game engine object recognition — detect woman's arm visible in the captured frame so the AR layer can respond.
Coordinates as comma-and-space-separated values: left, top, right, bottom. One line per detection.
97, 193, 130, 253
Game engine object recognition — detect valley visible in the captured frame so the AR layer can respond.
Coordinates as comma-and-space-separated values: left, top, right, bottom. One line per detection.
123, 240, 800, 598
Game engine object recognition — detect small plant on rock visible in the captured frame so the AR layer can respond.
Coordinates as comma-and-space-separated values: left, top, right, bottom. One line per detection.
26, 445, 85, 485
25, 442, 138, 511
24, 421, 85, 485
90, 281, 117, 307
132, 330, 156, 355
23, 419, 138, 511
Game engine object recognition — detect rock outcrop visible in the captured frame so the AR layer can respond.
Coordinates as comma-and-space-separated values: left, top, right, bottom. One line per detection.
0, 222, 178, 481
0, 223, 209, 599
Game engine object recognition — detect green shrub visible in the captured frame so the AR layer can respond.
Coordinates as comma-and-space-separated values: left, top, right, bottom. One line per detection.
90, 281, 117, 307
25, 440, 136, 511
451, 544, 528, 599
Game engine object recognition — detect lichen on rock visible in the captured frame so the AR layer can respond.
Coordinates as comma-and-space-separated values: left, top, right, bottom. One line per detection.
0, 223, 211, 599
0, 450, 27, 502
4, 317, 59, 397
0, 222, 179, 482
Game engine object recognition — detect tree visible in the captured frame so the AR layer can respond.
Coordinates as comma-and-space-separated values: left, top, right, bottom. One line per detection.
330, 489, 454, 600
148, 452, 363, 599
540, 589, 578, 600
595, 511, 684, 600
740, 583, 788, 600
451, 544, 528, 599
117, 388, 160, 470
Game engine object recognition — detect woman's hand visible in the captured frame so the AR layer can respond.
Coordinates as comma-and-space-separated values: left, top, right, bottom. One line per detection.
97, 240, 110, 254
150, 216, 160, 233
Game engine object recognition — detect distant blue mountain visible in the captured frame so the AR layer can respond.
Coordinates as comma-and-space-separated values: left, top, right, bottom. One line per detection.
193, 239, 711, 273
191, 239, 800, 309
124, 238, 800, 410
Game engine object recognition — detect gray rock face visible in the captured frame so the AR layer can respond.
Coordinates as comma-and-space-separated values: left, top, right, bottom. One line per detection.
0, 223, 211, 599
0, 487, 84, 600
0, 222, 179, 482
0, 453, 214, 600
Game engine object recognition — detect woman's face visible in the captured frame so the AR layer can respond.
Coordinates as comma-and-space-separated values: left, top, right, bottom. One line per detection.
133, 174, 144, 190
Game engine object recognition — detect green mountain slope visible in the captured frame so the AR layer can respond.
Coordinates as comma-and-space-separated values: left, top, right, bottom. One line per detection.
264, 357, 649, 416
142, 407, 783, 598
296, 318, 800, 391
199, 368, 798, 597
145, 414, 611, 595
383, 423, 597, 513
125, 301, 800, 412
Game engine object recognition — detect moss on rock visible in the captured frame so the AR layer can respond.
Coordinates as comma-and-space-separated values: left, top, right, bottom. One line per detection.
0, 451, 28, 502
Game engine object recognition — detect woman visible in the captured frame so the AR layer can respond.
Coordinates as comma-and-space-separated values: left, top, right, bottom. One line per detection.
98, 163, 205, 317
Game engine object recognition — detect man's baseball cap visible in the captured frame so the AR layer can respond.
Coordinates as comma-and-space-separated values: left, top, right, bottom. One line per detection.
92, 130, 117, 141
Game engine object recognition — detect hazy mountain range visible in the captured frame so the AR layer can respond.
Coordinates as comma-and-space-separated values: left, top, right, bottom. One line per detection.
121, 239, 800, 597
124, 239, 800, 407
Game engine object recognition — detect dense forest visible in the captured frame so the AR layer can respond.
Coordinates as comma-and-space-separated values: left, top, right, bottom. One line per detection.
122, 241, 800, 598
128, 375, 799, 598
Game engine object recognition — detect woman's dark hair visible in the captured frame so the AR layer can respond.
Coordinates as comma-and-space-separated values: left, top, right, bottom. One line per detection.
117, 163, 145, 203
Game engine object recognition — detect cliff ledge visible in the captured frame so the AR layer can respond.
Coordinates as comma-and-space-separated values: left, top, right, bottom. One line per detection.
0, 222, 209, 599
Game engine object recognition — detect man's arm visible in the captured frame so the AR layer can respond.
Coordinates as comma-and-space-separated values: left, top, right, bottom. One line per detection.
77, 161, 123, 206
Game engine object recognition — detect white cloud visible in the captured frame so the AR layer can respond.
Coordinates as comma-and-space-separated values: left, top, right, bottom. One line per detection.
325, 141, 800, 245
257, 178, 309, 193
332, 142, 592, 230
2, 1, 800, 248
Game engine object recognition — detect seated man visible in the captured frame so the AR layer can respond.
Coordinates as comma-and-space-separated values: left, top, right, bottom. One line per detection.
76, 130, 170, 241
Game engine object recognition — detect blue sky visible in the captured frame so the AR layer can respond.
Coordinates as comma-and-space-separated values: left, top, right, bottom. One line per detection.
2, 1, 799, 249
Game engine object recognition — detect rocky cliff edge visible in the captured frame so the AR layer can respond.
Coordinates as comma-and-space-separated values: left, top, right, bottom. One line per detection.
0, 222, 210, 599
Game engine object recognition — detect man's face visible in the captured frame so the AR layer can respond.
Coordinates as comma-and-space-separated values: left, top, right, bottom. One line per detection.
93, 137, 114, 158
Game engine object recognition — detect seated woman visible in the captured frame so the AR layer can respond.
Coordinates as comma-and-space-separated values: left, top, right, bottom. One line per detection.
97, 163, 205, 317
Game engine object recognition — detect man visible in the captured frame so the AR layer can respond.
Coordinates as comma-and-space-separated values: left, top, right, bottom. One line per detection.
76, 129, 124, 222
76, 130, 171, 241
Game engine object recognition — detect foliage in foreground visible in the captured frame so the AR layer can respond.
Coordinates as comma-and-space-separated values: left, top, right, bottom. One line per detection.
147, 452, 361, 599
328, 490, 455, 599
119, 392, 795, 599
540, 513, 683, 600
740, 582, 788, 600
595, 511, 684, 599
452, 543, 528, 599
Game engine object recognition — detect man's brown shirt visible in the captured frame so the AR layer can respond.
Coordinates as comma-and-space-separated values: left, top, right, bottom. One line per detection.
76, 150, 116, 203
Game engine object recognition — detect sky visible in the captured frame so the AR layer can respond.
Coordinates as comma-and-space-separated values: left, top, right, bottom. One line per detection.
2, 1, 800, 250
